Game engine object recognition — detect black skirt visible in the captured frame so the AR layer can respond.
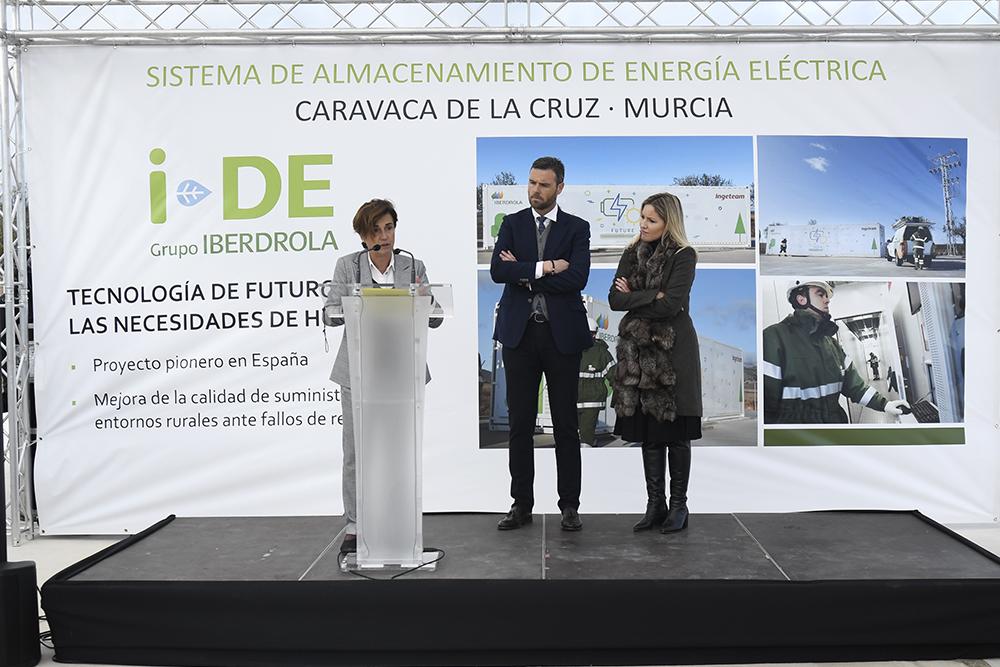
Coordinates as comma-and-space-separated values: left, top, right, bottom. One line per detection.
614, 412, 702, 443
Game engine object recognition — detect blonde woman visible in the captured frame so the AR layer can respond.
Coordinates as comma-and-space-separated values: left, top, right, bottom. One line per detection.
609, 192, 702, 534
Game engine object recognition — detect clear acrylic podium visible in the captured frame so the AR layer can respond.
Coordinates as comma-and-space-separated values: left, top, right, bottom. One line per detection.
332, 283, 452, 571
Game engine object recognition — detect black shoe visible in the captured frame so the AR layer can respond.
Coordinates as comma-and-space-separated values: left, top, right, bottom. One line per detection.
634, 501, 668, 532
340, 533, 357, 554
661, 441, 691, 534
634, 443, 667, 531
660, 504, 689, 533
560, 507, 582, 531
497, 506, 533, 530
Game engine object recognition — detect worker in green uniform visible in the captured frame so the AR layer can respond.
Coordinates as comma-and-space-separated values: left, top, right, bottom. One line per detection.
911, 227, 930, 270
762, 280, 909, 424
576, 317, 615, 446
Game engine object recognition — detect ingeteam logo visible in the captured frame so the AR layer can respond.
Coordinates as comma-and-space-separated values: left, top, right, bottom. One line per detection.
148, 148, 334, 224
600, 194, 635, 222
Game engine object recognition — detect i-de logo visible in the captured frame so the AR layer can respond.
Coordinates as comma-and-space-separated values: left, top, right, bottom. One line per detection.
149, 148, 334, 224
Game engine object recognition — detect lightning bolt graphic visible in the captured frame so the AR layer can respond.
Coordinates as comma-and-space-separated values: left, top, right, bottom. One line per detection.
607, 194, 627, 221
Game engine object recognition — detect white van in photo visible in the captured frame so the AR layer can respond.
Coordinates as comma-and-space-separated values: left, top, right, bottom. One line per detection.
885, 221, 935, 268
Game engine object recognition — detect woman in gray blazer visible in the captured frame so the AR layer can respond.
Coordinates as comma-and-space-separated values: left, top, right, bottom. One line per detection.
322, 199, 441, 554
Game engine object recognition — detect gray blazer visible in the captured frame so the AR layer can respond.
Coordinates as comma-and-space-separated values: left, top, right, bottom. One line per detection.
323, 250, 441, 387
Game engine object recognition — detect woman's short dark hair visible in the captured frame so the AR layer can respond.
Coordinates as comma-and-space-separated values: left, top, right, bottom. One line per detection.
352, 199, 398, 238
530, 156, 565, 184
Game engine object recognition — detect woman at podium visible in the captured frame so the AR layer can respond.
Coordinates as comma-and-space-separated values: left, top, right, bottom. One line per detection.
322, 198, 442, 555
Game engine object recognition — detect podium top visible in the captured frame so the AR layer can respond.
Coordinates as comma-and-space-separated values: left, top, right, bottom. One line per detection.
323, 283, 453, 322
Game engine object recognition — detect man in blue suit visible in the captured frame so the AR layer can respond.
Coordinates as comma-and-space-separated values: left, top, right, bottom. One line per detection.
491, 156, 592, 531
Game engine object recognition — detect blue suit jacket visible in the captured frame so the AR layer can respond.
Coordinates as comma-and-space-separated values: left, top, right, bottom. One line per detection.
490, 207, 592, 355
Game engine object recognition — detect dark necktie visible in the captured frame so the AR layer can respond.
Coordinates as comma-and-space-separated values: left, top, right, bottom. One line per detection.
536, 216, 547, 234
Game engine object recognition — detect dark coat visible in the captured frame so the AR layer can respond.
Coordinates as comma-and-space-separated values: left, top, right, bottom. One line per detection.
608, 242, 702, 420
490, 207, 593, 355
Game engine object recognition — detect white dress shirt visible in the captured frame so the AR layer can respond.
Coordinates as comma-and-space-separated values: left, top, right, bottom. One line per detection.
368, 253, 395, 285
532, 204, 559, 279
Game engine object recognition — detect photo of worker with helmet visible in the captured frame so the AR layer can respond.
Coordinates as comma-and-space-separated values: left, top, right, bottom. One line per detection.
478, 266, 758, 448
910, 226, 931, 270
577, 317, 616, 447
762, 280, 909, 424
762, 278, 966, 430
867, 352, 881, 380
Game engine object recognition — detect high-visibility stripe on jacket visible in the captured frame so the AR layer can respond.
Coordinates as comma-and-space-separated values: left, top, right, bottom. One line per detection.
577, 338, 615, 408
762, 309, 888, 424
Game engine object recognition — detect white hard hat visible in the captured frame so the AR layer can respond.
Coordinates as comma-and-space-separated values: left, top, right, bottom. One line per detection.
787, 280, 834, 302
587, 317, 599, 332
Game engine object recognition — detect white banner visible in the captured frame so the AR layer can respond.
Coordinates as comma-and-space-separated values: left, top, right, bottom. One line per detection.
23, 43, 1000, 533
483, 185, 751, 249
761, 222, 885, 257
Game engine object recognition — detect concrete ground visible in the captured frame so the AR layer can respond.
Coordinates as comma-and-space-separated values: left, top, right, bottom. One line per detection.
760, 254, 966, 278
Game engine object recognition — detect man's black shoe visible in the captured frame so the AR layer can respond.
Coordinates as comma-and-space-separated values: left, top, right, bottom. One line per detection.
497, 506, 533, 530
560, 507, 583, 531
340, 533, 357, 554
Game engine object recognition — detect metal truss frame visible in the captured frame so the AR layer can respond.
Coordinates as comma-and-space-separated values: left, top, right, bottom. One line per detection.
2, 0, 34, 545
2, 0, 1000, 44
2, 0, 998, 544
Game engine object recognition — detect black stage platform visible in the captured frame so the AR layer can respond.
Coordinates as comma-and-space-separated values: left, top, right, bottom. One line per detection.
42, 511, 1000, 666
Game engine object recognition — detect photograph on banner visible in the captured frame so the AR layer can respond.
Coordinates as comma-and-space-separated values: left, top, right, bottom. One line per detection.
479, 267, 757, 449
477, 136, 755, 265
757, 135, 967, 278
760, 277, 966, 445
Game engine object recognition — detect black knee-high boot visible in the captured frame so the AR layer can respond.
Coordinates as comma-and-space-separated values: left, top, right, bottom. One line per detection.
660, 440, 691, 533
633, 442, 667, 531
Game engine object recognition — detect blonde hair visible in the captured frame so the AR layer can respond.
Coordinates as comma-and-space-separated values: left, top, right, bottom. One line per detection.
630, 192, 694, 252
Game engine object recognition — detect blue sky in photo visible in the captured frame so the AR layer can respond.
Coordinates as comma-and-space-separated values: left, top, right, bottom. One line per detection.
757, 135, 967, 228
476, 136, 754, 186
476, 265, 757, 375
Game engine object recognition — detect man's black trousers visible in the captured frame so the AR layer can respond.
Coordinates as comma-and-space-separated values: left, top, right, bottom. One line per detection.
502, 320, 583, 511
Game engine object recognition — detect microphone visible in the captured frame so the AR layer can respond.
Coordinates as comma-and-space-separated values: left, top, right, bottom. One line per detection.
393, 247, 418, 285
358, 242, 383, 282
394, 248, 441, 326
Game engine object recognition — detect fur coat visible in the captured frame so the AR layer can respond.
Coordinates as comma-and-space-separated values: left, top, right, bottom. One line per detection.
608, 239, 703, 422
